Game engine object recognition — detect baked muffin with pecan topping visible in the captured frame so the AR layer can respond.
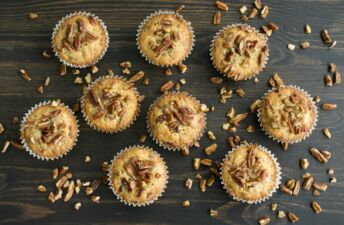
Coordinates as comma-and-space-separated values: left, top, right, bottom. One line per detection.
108, 146, 168, 206
20, 100, 79, 160
52, 12, 109, 67
137, 11, 194, 67
81, 75, 141, 133
221, 143, 281, 203
147, 92, 206, 151
258, 85, 317, 143
211, 24, 269, 81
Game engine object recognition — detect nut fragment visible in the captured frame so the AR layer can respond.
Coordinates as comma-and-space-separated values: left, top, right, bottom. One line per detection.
19, 69, 32, 81
292, 180, 300, 196
36, 185, 47, 192
60, 64, 67, 76
271, 203, 277, 211
74, 77, 83, 84
64, 180, 75, 202
277, 210, 285, 219
74, 202, 82, 210
239, 5, 248, 14
213, 12, 221, 25
311, 200, 322, 214
249, 99, 261, 113
182, 200, 190, 207
329, 177, 337, 183
304, 24, 312, 34
164, 68, 173, 76
175, 4, 185, 13
320, 29, 332, 44
246, 125, 254, 133
1, 141, 10, 154
254, 0, 261, 9
44, 76, 51, 87
72, 69, 80, 75
334, 72, 341, 84
119, 61, 131, 69
0, 123, 4, 135
200, 159, 212, 167
300, 158, 309, 170
193, 158, 201, 170
185, 178, 193, 189
280, 142, 288, 151
303, 176, 313, 190
258, 215, 270, 225
327, 168, 335, 175
10, 140, 24, 150
235, 88, 245, 97
279, 184, 292, 195
29, 13, 39, 20
200, 179, 206, 192
322, 128, 331, 138
324, 74, 333, 86
206, 176, 215, 187
287, 212, 298, 223
329, 63, 336, 73
300, 41, 310, 49
56, 176, 67, 188
288, 44, 296, 51
204, 143, 217, 156
142, 78, 149, 86
313, 182, 327, 192
37, 85, 44, 94
321, 103, 337, 110
89, 65, 98, 74
209, 76, 223, 84
177, 63, 187, 73
207, 131, 216, 141
310, 148, 328, 163
160, 80, 174, 92
209, 209, 218, 217
260, 5, 269, 18
129, 71, 145, 82
215, 1, 229, 11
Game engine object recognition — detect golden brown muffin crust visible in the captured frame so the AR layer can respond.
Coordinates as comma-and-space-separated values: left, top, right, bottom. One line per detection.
259, 86, 316, 143
110, 147, 168, 204
212, 25, 268, 80
21, 101, 78, 159
147, 92, 206, 150
53, 13, 107, 66
81, 76, 140, 133
138, 13, 193, 66
222, 144, 278, 202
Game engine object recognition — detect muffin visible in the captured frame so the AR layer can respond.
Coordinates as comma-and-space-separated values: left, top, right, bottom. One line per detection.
258, 85, 317, 144
108, 146, 168, 206
221, 143, 281, 203
137, 11, 194, 67
52, 12, 109, 67
211, 24, 269, 81
147, 92, 206, 151
81, 75, 141, 133
20, 100, 79, 160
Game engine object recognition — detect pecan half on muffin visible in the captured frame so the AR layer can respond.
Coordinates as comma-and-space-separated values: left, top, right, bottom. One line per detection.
147, 92, 206, 151
108, 146, 168, 206
221, 143, 281, 203
211, 24, 269, 81
258, 85, 317, 143
52, 12, 109, 67
137, 11, 194, 67
20, 100, 79, 160
81, 75, 141, 133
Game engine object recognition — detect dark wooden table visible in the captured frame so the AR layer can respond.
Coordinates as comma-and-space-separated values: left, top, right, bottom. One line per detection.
1, 0, 344, 224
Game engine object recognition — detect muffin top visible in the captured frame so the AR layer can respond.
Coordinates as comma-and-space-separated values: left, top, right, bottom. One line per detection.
21, 101, 78, 159
52, 13, 108, 66
147, 92, 206, 150
221, 144, 279, 202
259, 86, 317, 143
212, 25, 268, 81
109, 146, 168, 205
138, 12, 193, 66
81, 76, 140, 133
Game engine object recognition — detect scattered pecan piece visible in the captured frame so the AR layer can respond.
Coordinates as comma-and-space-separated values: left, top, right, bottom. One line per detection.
19, 69, 32, 81
215, 1, 229, 11
213, 12, 221, 25
311, 200, 322, 214
160, 80, 174, 92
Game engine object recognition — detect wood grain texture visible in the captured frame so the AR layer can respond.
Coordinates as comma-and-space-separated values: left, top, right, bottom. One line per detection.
0, 0, 344, 224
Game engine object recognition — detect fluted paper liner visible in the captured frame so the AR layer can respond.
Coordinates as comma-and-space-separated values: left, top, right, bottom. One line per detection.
107, 145, 169, 207
146, 91, 206, 151
136, 10, 195, 67
220, 143, 282, 204
51, 11, 109, 68
257, 85, 318, 144
210, 24, 269, 81
80, 75, 142, 134
20, 100, 79, 161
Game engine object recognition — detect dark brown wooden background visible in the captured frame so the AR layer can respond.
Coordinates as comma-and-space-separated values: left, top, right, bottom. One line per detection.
0, 0, 344, 224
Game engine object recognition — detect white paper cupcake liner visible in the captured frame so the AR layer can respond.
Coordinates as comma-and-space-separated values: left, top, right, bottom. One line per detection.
210, 24, 269, 81
51, 11, 109, 68
107, 145, 169, 207
257, 85, 318, 144
220, 143, 282, 204
146, 91, 207, 151
136, 10, 195, 67
80, 75, 142, 134
19, 100, 79, 161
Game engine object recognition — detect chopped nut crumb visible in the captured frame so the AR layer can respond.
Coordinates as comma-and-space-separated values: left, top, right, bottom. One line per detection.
29, 13, 39, 20
36, 185, 47, 192
193, 158, 201, 170
288, 44, 296, 51
89, 65, 98, 74
304, 24, 312, 34
74, 202, 82, 210
85, 155, 91, 163
209, 209, 218, 217
177, 63, 187, 73
258, 215, 270, 225
182, 200, 190, 207
185, 178, 193, 189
